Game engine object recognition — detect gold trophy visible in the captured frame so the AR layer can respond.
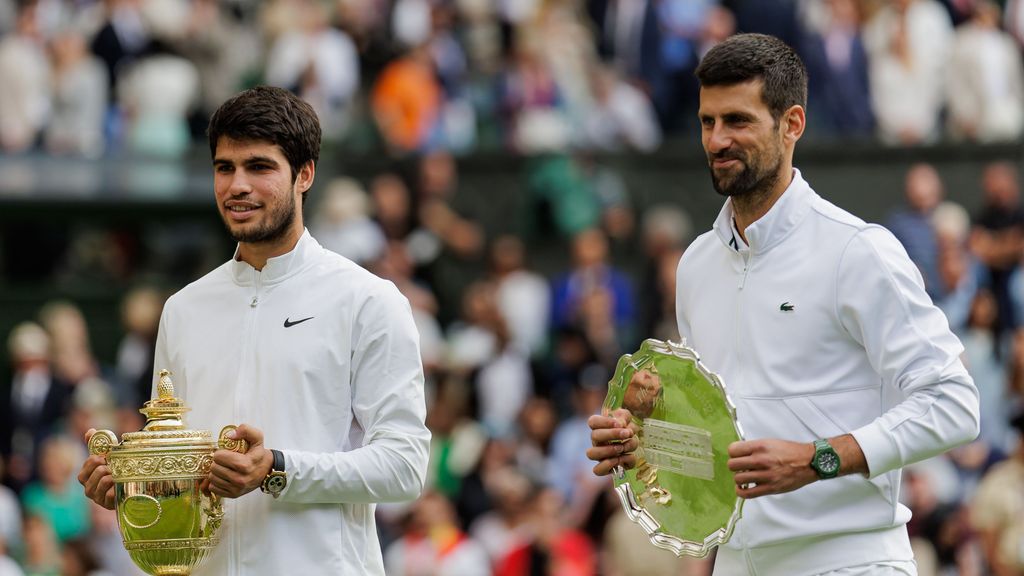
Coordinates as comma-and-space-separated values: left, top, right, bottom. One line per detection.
87, 370, 247, 575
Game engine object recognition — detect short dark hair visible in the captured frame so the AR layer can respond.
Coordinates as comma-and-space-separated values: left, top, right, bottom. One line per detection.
695, 33, 807, 121
207, 86, 321, 182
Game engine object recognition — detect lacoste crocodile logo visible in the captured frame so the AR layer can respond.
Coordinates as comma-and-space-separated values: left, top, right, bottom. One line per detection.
283, 316, 315, 328
780, 302, 795, 312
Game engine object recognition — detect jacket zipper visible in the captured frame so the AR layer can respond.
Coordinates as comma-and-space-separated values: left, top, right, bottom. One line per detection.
231, 270, 262, 576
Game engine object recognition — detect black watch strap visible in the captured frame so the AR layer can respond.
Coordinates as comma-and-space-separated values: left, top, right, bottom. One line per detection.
270, 449, 285, 473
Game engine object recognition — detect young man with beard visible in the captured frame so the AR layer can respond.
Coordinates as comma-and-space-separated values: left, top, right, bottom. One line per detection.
77, 86, 431, 575
587, 34, 979, 575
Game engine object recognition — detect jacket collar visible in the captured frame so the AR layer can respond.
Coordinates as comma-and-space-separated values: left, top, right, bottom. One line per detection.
229, 229, 320, 286
712, 168, 816, 255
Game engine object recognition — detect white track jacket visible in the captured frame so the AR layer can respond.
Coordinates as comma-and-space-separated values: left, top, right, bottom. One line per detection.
676, 170, 979, 575
153, 230, 430, 575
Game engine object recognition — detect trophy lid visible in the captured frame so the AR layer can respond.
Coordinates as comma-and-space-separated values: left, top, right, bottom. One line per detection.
118, 369, 212, 448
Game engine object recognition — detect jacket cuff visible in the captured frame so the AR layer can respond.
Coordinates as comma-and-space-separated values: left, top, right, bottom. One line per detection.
851, 422, 901, 479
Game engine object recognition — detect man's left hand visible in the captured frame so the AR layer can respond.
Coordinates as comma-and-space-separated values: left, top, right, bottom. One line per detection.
727, 439, 817, 499
206, 424, 273, 498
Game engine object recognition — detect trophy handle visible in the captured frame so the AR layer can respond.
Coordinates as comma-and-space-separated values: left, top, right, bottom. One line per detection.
217, 425, 249, 454
87, 430, 119, 456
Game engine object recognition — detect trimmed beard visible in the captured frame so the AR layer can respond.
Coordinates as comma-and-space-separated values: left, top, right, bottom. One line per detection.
223, 192, 297, 244
708, 143, 783, 200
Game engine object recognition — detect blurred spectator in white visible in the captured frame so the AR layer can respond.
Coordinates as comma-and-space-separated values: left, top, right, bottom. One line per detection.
885, 163, 943, 298
0, 549, 21, 576
383, 490, 491, 576
583, 63, 661, 152
0, 0, 52, 153
514, 397, 557, 487
45, 26, 107, 157
372, 42, 443, 154
455, 0, 502, 76
311, 177, 386, 266
38, 301, 100, 387
863, 0, 953, 145
969, 412, 1024, 576
494, 486, 596, 576
468, 466, 533, 567
265, 0, 359, 139
5, 322, 66, 491
799, 0, 874, 139
488, 235, 550, 359
116, 48, 199, 157
946, 1, 1024, 143
18, 515, 60, 576
113, 286, 163, 409
970, 162, 1024, 338
20, 436, 90, 543
447, 281, 533, 437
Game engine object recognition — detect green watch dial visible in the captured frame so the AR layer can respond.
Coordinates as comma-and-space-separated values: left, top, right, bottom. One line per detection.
811, 439, 840, 479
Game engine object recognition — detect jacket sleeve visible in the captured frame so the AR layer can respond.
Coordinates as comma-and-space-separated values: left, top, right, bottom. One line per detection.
837, 226, 979, 478
278, 281, 431, 504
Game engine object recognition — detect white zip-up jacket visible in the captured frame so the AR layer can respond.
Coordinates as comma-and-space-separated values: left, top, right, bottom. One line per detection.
152, 230, 430, 576
676, 170, 979, 575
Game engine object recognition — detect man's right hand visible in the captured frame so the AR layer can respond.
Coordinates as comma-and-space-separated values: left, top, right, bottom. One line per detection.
586, 408, 640, 476
77, 428, 115, 510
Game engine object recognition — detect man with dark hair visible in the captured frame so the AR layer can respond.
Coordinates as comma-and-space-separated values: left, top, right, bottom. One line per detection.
77, 86, 431, 575
588, 34, 979, 575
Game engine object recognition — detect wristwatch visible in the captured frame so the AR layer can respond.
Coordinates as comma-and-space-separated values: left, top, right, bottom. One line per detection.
809, 439, 840, 479
260, 449, 287, 498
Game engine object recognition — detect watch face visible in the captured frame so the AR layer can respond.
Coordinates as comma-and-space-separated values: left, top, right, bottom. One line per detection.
817, 452, 840, 474
267, 475, 286, 493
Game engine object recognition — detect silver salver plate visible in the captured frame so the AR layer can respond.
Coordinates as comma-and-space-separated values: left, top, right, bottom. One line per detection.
604, 339, 745, 557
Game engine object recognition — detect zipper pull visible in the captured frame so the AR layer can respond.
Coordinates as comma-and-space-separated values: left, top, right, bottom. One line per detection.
250, 296, 258, 308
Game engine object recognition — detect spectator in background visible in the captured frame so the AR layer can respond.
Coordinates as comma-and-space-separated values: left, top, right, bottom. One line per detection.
372, 42, 443, 154
495, 486, 596, 576
863, 0, 953, 145
961, 289, 1015, 455
583, 63, 662, 152
5, 322, 66, 491
45, 26, 107, 157
488, 235, 551, 359
19, 514, 60, 576
587, 0, 662, 100
0, 459, 21, 562
552, 228, 636, 366
468, 466, 533, 568
946, 1, 1024, 143
0, 0, 51, 153
383, 490, 491, 576
21, 437, 90, 543
886, 163, 944, 299
970, 162, 1024, 339
310, 177, 386, 266
798, 0, 873, 139
970, 412, 1024, 576
116, 45, 199, 158
112, 286, 163, 410
89, 0, 152, 139
264, 0, 360, 139
499, 26, 570, 154
638, 204, 692, 342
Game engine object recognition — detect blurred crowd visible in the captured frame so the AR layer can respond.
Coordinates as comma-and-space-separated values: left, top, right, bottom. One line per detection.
4, 0, 1024, 575
4, 149, 1024, 575
5, 0, 1024, 159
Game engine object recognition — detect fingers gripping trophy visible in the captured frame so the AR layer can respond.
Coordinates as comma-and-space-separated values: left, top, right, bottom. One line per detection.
85, 370, 247, 575
600, 339, 745, 557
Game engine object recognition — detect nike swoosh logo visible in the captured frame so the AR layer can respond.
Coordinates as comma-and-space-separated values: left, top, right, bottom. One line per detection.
283, 316, 314, 328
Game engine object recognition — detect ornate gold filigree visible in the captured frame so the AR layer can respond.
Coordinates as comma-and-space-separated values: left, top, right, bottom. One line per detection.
109, 454, 213, 480
123, 537, 219, 551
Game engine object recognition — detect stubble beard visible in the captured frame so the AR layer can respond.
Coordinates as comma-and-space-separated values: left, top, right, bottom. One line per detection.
223, 192, 297, 245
